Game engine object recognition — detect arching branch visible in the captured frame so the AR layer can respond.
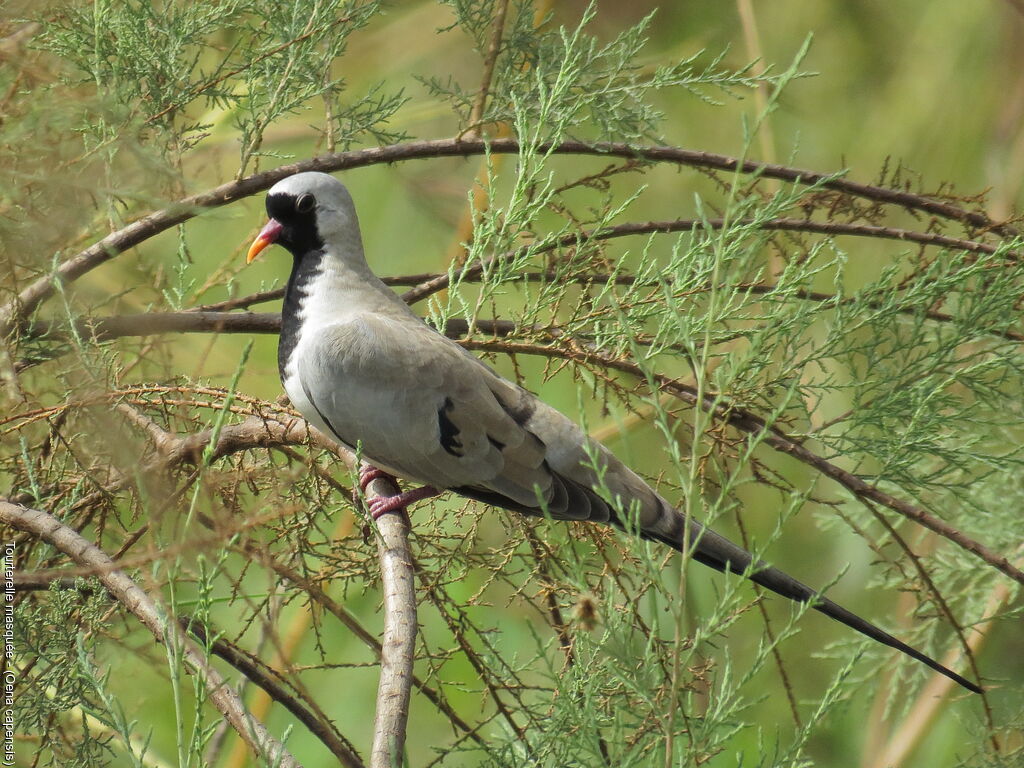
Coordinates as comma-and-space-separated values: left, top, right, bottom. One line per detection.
3, 139, 1015, 337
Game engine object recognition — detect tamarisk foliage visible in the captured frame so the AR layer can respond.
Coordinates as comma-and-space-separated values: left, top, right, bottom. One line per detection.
1, 2, 1021, 767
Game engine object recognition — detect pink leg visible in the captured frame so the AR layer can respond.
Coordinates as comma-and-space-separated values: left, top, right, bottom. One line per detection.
358, 463, 440, 520
367, 485, 440, 520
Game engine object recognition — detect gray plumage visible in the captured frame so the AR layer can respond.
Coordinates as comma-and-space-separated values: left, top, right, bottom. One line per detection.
248, 171, 981, 694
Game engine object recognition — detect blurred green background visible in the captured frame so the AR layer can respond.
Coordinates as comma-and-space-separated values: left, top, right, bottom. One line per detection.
5, 1, 1023, 766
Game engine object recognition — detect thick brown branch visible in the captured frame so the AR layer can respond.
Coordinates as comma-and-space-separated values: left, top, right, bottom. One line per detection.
363, 468, 418, 768
3, 138, 1015, 337
19, 251, 1022, 371
23, 313, 515, 346
0, 501, 303, 768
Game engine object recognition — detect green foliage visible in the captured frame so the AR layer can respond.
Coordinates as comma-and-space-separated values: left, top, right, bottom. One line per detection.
428, 1, 774, 141
1, 1, 1021, 767
13, 583, 144, 768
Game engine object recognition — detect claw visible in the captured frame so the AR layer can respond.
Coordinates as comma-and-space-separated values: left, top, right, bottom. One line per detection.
359, 464, 392, 491
367, 486, 440, 520
357, 464, 440, 520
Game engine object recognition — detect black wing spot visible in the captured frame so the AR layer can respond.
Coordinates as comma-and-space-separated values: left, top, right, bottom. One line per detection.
487, 435, 506, 451
438, 397, 464, 457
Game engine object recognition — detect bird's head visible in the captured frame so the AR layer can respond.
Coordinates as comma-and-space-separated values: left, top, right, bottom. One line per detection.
246, 172, 362, 264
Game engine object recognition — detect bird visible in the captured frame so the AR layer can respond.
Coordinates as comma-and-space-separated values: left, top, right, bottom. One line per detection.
245, 170, 982, 694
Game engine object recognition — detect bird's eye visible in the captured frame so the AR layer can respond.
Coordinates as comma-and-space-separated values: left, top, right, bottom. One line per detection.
295, 194, 316, 213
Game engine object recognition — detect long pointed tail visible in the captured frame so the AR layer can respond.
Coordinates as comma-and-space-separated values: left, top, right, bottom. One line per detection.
645, 508, 982, 694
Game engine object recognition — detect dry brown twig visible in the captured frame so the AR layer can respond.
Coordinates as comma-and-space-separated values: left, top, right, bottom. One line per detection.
0, 500, 304, 768
6, 406, 424, 767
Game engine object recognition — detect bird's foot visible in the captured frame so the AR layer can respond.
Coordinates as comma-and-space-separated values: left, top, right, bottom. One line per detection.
358, 464, 394, 492
358, 464, 440, 520
367, 485, 440, 520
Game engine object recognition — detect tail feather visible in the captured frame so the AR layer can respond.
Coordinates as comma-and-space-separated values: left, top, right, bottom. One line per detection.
644, 510, 982, 694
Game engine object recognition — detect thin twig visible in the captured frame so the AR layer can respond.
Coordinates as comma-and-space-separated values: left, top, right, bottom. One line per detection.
16, 315, 515, 371
732, 511, 802, 728
865, 557, 1019, 768
195, 261, 1024, 336
465, 0, 511, 136
0, 501, 304, 768
411, 557, 535, 744
17, 215, 1023, 370
180, 617, 364, 768
863, 506, 993, 720
521, 527, 613, 762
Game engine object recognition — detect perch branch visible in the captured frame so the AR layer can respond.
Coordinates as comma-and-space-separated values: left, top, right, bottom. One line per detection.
363, 467, 418, 768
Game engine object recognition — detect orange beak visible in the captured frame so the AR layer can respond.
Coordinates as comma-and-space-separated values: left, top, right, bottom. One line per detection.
246, 219, 284, 263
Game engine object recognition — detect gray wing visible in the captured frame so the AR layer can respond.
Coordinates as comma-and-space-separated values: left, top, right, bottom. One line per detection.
296, 314, 662, 524
296, 315, 566, 511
